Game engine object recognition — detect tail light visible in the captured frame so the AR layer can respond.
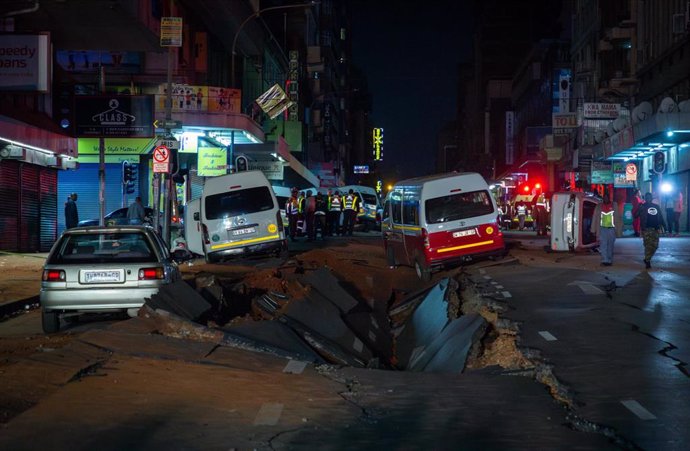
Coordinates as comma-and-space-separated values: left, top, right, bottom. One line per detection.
276, 211, 284, 232
201, 223, 210, 244
171, 216, 179, 224
421, 228, 430, 249
138, 267, 164, 280
42, 269, 66, 282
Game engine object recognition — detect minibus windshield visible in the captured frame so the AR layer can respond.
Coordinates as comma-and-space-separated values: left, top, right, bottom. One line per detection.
205, 186, 275, 219
425, 190, 494, 224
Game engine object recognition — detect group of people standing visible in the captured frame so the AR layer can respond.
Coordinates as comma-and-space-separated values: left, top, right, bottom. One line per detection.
595, 188, 683, 269
285, 188, 360, 241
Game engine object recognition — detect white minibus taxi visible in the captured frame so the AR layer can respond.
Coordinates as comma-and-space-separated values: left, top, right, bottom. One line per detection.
382, 172, 506, 280
185, 171, 286, 263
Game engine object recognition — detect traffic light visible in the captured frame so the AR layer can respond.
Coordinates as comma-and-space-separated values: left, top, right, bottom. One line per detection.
235, 155, 248, 172
653, 151, 666, 174
123, 161, 133, 183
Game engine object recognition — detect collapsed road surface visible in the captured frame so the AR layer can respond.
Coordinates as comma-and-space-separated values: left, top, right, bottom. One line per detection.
0, 236, 688, 449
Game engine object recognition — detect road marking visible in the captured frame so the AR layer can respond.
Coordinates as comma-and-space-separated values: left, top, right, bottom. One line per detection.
479, 269, 486, 274
621, 400, 657, 420
495, 285, 504, 289
353, 337, 364, 353
370, 317, 380, 329
254, 403, 284, 425
483, 275, 492, 280
368, 330, 377, 342
283, 360, 307, 374
502, 291, 512, 298
490, 281, 498, 285
568, 281, 604, 295
538, 331, 558, 341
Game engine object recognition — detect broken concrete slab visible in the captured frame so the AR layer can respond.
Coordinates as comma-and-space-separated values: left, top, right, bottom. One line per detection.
280, 290, 374, 365
344, 309, 394, 367
394, 278, 453, 368
145, 280, 212, 320
302, 267, 359, 313
139, 306, 224, 343
421, 314, 487, 373
222, 320, 324, 364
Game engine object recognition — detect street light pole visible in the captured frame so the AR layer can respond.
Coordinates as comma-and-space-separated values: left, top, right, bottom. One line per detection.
231, 2, 317, 88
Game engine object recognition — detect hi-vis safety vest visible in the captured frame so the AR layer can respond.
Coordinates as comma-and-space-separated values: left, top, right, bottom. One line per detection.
329, 196, 342, 211
297, 196, 305, 213
344, 194, 357, 211
600, 205, 615, 228
286, 197, 299, 215
517, 205, 526, 215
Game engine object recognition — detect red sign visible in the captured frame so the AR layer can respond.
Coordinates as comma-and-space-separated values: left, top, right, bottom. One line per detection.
153, 145, 170, 173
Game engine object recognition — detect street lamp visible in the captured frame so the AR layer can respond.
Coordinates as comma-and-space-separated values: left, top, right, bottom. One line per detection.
231, 1, 318, 88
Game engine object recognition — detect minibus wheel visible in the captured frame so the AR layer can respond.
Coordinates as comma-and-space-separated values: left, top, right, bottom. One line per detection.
414, 257, 431, 282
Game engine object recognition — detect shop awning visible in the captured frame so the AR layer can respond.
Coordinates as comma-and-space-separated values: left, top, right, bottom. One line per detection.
0, 114, 77, 158
593, 112, 690, 160
154, 111, 265, 145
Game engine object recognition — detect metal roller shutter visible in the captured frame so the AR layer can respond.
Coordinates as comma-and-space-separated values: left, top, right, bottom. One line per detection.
19, 163, 40, 252
39, 167, 58, 251
58, 163, 124, 235
0, 160, 20, 251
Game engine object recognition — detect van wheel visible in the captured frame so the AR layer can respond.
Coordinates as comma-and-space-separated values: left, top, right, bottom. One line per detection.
386, 245, 397, 268
42, 310, 60, 334
414, 257, 431, 282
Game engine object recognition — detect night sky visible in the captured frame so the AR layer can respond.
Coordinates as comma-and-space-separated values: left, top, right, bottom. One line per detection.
350, 1, 473, 181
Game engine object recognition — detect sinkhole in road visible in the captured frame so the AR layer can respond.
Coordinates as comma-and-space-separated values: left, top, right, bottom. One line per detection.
186, 268, 530, 374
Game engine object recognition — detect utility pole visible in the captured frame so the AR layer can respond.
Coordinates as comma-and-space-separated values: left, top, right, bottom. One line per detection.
98, 65, 106, 226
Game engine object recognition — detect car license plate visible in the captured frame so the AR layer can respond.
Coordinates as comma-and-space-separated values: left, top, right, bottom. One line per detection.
231, 227, 256, 236
453, 229, 476, 238
82, 269, 124, 283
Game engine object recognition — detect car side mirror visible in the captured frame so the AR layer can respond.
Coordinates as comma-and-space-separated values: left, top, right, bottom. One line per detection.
193, 212, 200, 221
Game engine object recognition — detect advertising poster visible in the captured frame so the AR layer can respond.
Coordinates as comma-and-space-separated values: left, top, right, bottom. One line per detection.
255, 83, 293, 119
0, 33, 50, 91
207, 86, 241, 113
197, 146, 226, 176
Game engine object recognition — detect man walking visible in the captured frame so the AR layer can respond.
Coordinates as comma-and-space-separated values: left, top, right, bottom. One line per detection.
634, 192, 666, 269
127, 196, 146, 225
591, 195, 617, 266
64, 193, 79, 229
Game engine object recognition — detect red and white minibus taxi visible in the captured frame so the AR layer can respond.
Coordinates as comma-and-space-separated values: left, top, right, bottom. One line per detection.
382, 172, 506, 281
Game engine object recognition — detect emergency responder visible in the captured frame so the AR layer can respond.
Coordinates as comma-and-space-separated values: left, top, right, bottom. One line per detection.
286, 188, 300, 241
516, 202, 527, 231
304, 190, 316, 241
342, 189, 359, 236
328, 190, 343, 236
314, 192, 328, 240
534, 193, 549, 236
634, 192, 666, 269
591, 194, 617, 266
297, 191, 306, 236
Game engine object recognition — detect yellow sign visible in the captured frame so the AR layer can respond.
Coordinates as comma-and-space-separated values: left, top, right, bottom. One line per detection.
373, 128, 383, 161
160, 17, 183, 47
78, 138, 155, 155
197, 146, 226, 176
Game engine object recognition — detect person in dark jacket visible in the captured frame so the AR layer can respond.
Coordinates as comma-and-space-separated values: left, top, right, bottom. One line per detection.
314, 192, 328, 240
64, 193, 79, 229
634, 192, 666, 269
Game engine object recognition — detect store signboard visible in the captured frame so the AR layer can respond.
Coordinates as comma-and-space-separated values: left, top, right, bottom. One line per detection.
613, 161, 636, 187
197, 146, 226, 176
591, 161, 613, 184
0, 33, 50, 92
584, 102, 620, 119
75, 95, 154, 138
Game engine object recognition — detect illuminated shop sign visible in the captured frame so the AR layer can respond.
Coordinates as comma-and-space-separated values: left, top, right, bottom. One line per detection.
354, 165, 369, 174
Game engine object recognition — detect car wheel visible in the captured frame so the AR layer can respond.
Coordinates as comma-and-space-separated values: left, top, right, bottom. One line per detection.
414, 257, 431, 282
386, 245, 397, 268
42, 310, 60, 334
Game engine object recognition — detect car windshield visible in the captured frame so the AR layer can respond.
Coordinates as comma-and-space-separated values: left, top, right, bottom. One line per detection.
425, 190, 495, 224
48, 232, 158, 264
360, 193, 378, 206
205, 186, 275, 219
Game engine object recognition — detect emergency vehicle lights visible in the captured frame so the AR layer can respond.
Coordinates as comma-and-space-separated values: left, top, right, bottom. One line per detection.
534, 182, 542, 189
661, 182, 673, 193
523, 185, 530, 193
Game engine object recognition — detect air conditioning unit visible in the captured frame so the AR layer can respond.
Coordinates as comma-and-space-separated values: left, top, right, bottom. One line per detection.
0, 145, 25, 159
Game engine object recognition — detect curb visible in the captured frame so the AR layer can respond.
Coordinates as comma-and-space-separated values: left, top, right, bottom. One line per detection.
0, 296, 40, 321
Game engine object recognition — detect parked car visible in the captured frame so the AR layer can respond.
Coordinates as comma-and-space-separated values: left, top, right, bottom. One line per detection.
78, 207, 183, 228
40, 225, 183, 333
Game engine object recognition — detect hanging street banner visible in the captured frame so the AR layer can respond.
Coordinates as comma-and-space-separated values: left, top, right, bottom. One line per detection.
255, 83, 293, 119
373, 127, 384, 161
75, 96, 154, 138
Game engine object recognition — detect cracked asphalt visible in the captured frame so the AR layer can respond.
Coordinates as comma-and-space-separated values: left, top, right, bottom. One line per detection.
0, 233, 688, 449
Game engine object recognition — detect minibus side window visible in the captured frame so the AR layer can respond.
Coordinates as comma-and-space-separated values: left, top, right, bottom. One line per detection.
391, 192, 402, 223
402, 200, 419, 226
382, 200, 390, 221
